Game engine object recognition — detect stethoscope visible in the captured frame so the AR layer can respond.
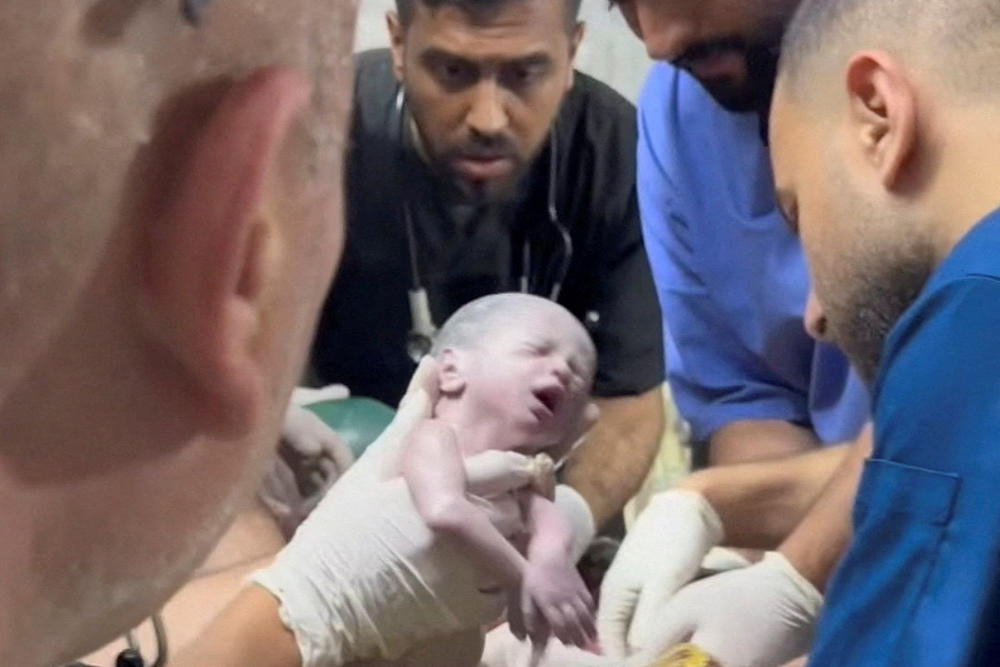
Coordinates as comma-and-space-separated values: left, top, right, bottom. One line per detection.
65, 614, 167, 667
395, 88, 574, 362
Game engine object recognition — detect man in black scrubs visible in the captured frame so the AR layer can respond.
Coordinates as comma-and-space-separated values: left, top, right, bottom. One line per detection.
311, 0, 665, 540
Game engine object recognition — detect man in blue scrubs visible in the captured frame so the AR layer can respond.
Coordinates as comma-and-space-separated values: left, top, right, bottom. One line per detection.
769, 0, 1000, 662
616, 0, 870, 467
598, 2, 873, 662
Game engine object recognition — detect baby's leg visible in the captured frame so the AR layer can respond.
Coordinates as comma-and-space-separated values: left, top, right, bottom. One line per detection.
348, 629, 485, 667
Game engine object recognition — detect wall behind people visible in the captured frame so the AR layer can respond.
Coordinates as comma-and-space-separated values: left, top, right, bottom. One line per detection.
355, 0, 651, 103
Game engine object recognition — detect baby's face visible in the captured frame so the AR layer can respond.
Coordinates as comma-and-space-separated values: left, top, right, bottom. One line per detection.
459, 307, 595, 453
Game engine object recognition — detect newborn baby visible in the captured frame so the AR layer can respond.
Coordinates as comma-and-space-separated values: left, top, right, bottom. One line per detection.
395, 293, 598, 656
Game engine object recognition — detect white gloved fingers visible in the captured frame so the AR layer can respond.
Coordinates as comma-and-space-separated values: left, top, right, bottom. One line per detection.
281, 404, 330, 457
401, 356, 439, 409
629, 596, 696, 658
553, 485, 596, 563
463, 450, 534, 497
321, 429, 355, 474
595, 583, 637, 658
596, 489, 723, 657
347, 359, 439, 480
633, 552, 822, 667
700, 546, 754, 574
764, 551, 824, 614
291, 383, 350, 406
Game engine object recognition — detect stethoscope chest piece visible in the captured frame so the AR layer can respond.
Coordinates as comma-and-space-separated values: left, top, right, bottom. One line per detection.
406, 287, 438, 363
406, 329, 435, 363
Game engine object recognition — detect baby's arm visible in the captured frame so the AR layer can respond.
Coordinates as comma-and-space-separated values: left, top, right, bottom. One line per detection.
520, 492, 596, 648
401, 420, 528, 588
525, 494, 575, 559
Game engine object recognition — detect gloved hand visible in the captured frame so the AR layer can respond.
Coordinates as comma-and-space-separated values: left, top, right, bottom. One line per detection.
630, 551, 823, 667
258, 404, 356, 538
279, 404, 355, 495
252, 360, 538, 666
597, 489, 724, 657
553, 484, 597, 563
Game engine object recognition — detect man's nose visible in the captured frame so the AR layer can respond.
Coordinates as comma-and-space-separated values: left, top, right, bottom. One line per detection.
804, 289, 829, 341
466, 79, 509, 138
630, 1, 697, 62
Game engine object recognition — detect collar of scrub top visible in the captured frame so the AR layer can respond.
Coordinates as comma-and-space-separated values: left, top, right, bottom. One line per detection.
394, 87, 574, 362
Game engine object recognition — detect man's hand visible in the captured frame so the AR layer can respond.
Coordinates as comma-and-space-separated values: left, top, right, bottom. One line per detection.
279, 404, 355, 496
630, 552, 822, 667
259, 404, 356, 538
597, 489, 723, 658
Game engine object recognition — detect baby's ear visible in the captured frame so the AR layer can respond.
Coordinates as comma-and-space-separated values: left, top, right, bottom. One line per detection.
438, 349, 467, 395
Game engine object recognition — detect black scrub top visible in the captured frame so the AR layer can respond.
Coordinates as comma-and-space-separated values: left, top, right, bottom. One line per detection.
310, 49, 664, 406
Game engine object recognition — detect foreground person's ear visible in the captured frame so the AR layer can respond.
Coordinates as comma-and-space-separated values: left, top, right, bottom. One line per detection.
141, 67, 310, 438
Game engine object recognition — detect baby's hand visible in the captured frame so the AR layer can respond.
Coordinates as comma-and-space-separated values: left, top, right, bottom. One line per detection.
521, 552, 595, 649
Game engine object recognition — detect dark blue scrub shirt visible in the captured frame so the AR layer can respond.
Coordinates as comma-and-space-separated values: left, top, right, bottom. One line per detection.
810, 207, 1000, 665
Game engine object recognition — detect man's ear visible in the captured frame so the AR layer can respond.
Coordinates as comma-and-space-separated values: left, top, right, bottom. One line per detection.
845, 50, 917, 190
141, 67, 309, 439
438, 349, 468, 395
387, 11, 407, 83
566, 21, 586, 90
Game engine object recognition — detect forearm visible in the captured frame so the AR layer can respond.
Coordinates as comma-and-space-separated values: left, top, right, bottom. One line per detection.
680, 444, 849, 549
428, 496, 528, 588
779, 425, 873, 591
172, 585, 301, 667
563, 388, 664, 527
524, 494, 574, 561
708, 419, 821, 466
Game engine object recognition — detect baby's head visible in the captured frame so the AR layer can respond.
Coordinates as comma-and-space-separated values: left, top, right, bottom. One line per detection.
431, 294, 597, 454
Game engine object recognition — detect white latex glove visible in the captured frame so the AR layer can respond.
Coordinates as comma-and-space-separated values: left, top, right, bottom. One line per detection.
253, 360, 538, 666
258, 404, 356, 539
630, 552, 823, 667
597, 489, 723, 658
280, 403, 355, 471
291, 383, 350, 406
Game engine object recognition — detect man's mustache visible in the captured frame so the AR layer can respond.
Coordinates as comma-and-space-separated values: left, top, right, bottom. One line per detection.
673, 36, 750, 70
451, 136, 519, 161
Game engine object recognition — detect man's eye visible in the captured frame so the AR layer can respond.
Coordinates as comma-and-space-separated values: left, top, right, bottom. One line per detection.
434, 60, 474, 84
502, 65, 547, 89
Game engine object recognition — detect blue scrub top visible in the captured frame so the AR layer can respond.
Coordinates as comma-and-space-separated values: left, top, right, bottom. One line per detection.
810, 208, 1000, 665
637, 64, 869, 445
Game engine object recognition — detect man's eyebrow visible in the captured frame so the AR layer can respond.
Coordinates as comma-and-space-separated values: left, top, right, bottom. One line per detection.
420, 47, 477, 66
420, 47, 553, 69
509, 52, 554, 68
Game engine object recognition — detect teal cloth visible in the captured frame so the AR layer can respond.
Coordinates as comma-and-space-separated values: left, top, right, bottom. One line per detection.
304, 397, 395, 459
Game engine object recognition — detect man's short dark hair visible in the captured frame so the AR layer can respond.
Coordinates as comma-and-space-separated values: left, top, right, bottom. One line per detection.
780, 0, 1000, 99
395, 0, 583, 32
